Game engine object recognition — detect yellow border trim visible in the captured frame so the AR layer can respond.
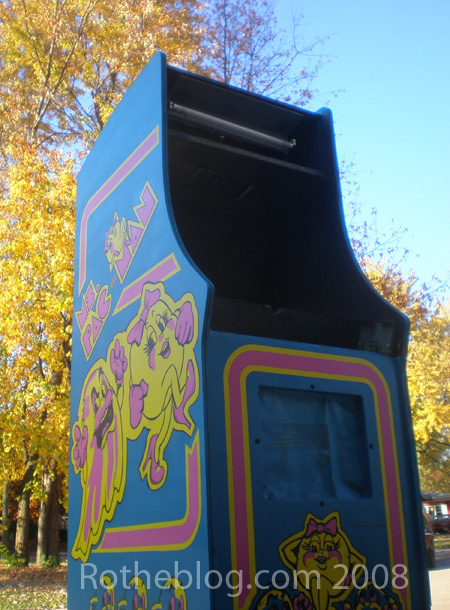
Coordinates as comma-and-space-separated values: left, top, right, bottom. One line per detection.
95, 432, 201, 553
223, 345, 410, 610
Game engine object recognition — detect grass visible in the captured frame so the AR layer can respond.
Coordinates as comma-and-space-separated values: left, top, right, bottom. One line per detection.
0, 534, 448, 609
0, 560, 67, 610
435, 534, 450, 550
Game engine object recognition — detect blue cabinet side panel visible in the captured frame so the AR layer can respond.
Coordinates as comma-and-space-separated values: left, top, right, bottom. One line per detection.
206, 332, 430, 610
69, 54, 213, 610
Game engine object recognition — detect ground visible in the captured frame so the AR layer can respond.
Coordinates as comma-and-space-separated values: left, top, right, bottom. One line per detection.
1, 535, 449, 610
0, 561, 67, 610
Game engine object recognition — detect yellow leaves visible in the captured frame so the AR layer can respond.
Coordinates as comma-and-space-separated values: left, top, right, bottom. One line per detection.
0, 144, 74, 485
408, 304, 450, 439
0, 0, 205, 148
364, 258, 450, 489
0, 0, 209, 504
362, 257, 431, 332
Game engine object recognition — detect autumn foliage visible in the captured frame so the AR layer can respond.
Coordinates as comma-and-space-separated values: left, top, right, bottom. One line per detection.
202, 0, 327, 105
0, 0, 448, 569
0, 145, 74, 468
0, 0, 205, 150
0, 561, 67, 608
0, 0, 206, 562
357, 257, 450, 491
347, 192, 450, 491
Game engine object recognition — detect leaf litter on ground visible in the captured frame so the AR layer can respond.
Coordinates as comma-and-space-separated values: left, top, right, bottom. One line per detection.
0, 561, 67, 610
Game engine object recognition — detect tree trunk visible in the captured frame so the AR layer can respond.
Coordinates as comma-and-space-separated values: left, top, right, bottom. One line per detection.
1, 482, 9, 548
15, 460, 35, 564
37, 463, 60, 565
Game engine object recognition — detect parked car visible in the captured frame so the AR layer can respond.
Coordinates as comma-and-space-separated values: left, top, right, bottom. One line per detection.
424, 513, 436, 568
433, 514, 450, 533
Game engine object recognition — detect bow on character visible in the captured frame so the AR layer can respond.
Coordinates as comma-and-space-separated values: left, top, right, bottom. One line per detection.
305, 517, 337, 538
127, 288, 161, 346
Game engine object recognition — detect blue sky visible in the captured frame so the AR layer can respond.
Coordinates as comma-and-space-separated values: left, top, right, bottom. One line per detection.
279, 0, 450, 293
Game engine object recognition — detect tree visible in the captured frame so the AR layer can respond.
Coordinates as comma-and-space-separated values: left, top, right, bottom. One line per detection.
408, 302, 450, 491
0, 0, 328, 561
203, 0, 450, 494
1, 483, 10, 548
362, 259, 450, 491
37, 459, 60, 564
4, 0, 445, 566
202, 1, 450, 493
341, 160, 450, 489
0, 147, 75, 562
0, 0, 206, 563
0, 0, 206, 152
201, 0, 327, 105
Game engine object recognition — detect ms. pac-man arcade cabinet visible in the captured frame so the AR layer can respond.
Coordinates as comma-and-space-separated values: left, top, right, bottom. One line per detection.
69, 53, 430, 610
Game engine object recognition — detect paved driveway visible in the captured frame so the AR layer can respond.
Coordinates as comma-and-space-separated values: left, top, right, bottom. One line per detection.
429, 548, 450, 609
